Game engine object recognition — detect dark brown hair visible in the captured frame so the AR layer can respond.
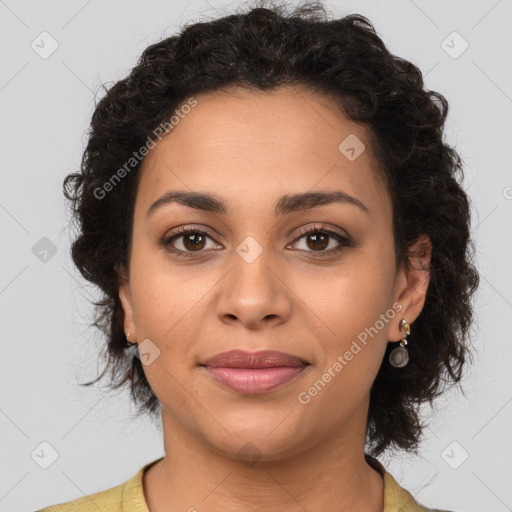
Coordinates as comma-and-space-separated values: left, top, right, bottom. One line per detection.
64, 0, 480, 457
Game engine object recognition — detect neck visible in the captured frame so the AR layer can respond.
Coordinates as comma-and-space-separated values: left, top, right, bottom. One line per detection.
143, 407, 384, 512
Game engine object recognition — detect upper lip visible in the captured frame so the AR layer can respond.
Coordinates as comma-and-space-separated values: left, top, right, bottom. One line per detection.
201, 350, 310, 368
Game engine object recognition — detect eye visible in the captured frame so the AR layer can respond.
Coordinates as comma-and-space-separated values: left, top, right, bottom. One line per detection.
162, 226, 222, 258
288, 224, 353, 256
161, 223, 353, 258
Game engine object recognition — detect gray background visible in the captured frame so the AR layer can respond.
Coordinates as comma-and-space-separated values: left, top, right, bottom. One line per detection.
1, 0, 511, 511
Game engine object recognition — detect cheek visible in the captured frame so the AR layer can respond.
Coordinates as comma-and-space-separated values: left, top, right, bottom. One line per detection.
127, 249, 217, 363
313, 254, 396, 363
300, 270, 394, 415
128, 241, 193, 324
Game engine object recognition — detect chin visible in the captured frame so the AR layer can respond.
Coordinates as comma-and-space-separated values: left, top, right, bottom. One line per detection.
201, 420, 312, 465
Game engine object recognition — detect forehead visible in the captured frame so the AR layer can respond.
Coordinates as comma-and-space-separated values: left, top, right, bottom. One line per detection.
135, 86, 391, 223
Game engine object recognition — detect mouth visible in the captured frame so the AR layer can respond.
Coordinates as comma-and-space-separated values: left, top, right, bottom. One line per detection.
201, 349, 310, 368
199, 349, 310, 395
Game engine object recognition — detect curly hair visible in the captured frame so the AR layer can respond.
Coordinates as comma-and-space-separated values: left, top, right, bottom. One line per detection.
64, 0, 480, 457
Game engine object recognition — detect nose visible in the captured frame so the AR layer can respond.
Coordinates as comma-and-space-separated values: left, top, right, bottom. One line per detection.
216, 249, 292, 330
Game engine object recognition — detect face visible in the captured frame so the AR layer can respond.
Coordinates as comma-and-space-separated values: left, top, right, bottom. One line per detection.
118, 86, 430, 462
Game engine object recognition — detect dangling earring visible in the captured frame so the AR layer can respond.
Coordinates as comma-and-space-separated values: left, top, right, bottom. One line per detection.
389, 319, 410, 368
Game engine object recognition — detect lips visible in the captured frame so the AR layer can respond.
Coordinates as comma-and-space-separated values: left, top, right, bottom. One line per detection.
201, 349, 309, 369
200, 350, 310, 395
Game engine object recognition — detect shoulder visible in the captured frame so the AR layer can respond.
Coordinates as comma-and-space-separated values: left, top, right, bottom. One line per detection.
36, 457, 163, 512
38, 481, 129, 512
365, 454, 456, 512
36, 482, 124, 512
383, 471, 455, 512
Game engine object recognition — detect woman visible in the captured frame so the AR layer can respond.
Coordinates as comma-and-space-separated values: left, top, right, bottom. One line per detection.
38, 1, 479, 510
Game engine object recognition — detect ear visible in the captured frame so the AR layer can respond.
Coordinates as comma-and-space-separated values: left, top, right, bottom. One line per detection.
390, 234, 432, 342
117, 265, 137, 342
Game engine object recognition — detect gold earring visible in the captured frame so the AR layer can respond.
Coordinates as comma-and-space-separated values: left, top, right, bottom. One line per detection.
389, 319, 410, 368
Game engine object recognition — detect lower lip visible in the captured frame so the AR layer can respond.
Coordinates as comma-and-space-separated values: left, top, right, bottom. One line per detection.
203, 366, 308, 394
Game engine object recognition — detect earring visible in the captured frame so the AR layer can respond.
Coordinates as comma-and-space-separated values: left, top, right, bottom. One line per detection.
389, 319, 410, 368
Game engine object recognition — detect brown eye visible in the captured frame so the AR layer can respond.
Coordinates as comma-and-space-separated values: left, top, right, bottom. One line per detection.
162, 224, 353, 259
162, 227, 221, 257
304, 232, 329, 251
181, 232, 207, 251
289, 226, 353, 256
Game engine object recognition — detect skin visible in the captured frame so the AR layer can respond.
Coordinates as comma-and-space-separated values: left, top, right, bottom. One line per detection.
118, 85, 431, 512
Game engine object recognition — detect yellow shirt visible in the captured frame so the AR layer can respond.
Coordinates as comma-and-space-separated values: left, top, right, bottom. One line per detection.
37, 455, 450, 511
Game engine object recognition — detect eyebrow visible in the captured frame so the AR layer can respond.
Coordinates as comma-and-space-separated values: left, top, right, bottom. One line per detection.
146, 190, 369, 218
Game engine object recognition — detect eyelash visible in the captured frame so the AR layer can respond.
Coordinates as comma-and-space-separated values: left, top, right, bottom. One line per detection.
161, 224, 353, 259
